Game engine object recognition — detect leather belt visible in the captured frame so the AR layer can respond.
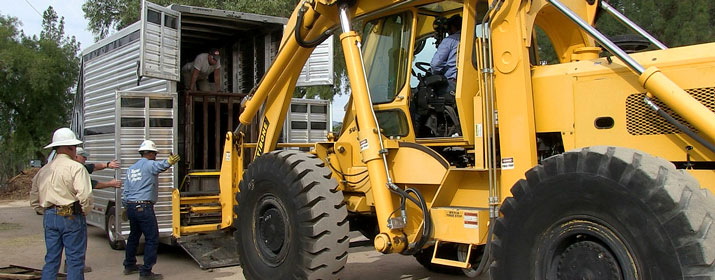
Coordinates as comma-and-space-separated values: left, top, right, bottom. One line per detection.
127, 200, 154, 204
45, 203, 76, 216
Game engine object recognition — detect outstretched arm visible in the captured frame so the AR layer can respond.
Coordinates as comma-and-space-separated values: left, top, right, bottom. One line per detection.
214, 68, 221, 92
93, 159, 119, 171
190, 68, 200, 91
95, 179, 122, 189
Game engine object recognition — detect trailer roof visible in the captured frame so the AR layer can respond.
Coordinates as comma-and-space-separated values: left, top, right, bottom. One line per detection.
170, 4, 288, 50
81, 4, 288, 55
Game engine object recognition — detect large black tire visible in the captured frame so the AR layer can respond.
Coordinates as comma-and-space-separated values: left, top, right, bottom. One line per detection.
235, 150, 349, 280
106, 206, 126, 250
490, 146, 715, 279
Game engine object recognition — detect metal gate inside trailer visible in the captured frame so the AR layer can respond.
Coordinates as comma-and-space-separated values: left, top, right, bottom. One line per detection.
112, 91, 178, 241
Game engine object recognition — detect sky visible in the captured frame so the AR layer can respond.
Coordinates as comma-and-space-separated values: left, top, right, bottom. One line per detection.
1, 0, 95, 50
1, 0, 348, 123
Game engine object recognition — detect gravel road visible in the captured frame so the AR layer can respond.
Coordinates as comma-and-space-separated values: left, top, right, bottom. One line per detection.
0, 200, 487, 280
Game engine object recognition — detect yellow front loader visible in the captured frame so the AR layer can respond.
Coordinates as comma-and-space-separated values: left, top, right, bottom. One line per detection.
177, 0, 715, 278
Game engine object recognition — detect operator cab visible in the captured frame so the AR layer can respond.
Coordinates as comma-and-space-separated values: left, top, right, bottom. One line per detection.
356, 0, 480, 167
410, 14, 462, 138
359, 1, 467, 140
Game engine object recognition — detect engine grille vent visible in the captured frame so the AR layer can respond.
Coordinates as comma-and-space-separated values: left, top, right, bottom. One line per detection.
625, 87, 715, 135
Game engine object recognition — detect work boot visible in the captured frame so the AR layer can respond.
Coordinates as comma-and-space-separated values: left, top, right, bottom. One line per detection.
139, 272, 163, 280
123, 265, 140, 275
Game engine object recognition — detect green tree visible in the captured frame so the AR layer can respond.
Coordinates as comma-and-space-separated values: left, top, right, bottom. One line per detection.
535, 0, 713, 64
595, 0, 713, 47
0, 7, 80, 182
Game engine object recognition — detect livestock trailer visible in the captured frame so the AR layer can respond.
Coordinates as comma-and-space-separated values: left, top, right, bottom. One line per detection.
70, 1, 333, 266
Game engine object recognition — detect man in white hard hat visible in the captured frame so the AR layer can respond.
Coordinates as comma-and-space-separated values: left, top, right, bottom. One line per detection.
122, 140, 180, 280
31, 149, 123, 214
75, 147, 122, 189
40, 147, 122, 275
30, 127, 92, 280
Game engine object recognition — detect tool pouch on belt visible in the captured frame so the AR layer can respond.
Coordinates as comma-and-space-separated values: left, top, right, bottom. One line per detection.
71, 201, 83, 215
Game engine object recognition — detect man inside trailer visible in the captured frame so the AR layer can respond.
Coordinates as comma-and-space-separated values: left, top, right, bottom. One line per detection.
181, 48, 222, 92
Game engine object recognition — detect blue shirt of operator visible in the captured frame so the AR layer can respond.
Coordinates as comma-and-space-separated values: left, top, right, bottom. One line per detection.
122, 158, 171, 203
430, 31, 461, 80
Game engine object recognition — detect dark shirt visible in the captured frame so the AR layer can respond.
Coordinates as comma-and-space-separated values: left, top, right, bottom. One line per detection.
83, 163, 98, 189
84, 163, 96, 174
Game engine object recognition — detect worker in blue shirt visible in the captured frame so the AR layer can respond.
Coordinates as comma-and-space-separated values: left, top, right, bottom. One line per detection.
122, 140, 180, 280
430, 15, 462, 96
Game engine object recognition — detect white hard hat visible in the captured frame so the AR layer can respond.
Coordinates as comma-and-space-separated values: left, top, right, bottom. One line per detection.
44, 128, 82, 149
76, 147, 90, 157
138, 140, 158, 152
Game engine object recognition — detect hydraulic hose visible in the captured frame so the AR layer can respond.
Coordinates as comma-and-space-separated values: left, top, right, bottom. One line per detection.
644, 97, 715, 154
384, 183, 432, 256
471, 217, 495, 276
295, 4, 333, 48
401, 188, 431, 256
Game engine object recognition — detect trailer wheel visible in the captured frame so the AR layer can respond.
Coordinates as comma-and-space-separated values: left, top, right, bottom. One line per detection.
235, 150, 349, 280
490, 146, 715, 279
106, 206, 125, 250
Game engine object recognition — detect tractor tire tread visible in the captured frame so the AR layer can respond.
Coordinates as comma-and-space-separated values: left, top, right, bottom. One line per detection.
489, 146, 715, 278
236, 150, 349, 280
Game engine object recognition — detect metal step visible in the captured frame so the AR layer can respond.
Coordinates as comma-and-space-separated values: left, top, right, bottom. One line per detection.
431, 240, 472, 269
177, 230, 241, 269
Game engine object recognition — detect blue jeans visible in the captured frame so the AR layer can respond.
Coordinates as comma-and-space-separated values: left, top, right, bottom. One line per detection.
42, 208, 86, 280
123, 203, 159, 276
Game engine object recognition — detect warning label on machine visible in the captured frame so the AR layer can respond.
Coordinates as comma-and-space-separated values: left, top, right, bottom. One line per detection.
501, 157, 514, 170
464, 212, 478, 229
359, 139, 369, 151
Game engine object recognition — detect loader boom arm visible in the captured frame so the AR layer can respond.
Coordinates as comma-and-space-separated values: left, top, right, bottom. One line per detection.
235, 0, 431, 253
236, 0, 415, 157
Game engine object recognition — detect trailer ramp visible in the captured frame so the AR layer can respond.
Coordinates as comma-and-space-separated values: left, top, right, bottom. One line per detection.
177, 230, 240, 269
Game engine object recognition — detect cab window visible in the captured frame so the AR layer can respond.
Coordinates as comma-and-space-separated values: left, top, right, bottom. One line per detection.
362, 12, 413, 104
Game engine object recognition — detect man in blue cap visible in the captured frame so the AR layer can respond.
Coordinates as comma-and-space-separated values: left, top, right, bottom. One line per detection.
75, 147, 121, 189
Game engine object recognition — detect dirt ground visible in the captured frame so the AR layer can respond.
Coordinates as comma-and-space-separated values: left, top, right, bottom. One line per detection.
0, 168, 38, 200
0, 200, 487, 280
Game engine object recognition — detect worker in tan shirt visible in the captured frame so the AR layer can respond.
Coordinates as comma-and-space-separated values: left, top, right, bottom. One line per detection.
30, 127, 92, 280
30, 148, 120, 214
